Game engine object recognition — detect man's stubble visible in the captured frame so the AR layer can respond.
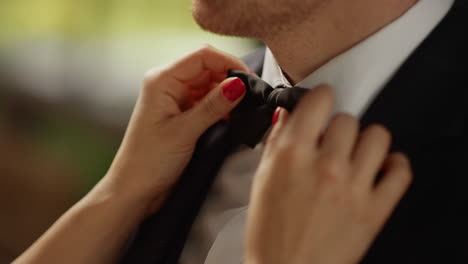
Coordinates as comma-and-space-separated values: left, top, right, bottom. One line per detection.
191, 0, 328, 40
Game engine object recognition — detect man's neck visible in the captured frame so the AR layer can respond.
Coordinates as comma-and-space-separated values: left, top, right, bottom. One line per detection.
262, 0, 419, 85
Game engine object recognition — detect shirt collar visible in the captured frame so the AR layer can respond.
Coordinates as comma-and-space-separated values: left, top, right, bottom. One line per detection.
261, 0, 454, 117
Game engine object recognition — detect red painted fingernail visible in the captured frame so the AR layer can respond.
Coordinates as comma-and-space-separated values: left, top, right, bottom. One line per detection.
272, 107, 281, 126
222, 78, 246, 102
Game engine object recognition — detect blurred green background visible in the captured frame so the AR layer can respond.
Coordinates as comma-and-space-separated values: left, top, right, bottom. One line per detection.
0, 0, 257, 262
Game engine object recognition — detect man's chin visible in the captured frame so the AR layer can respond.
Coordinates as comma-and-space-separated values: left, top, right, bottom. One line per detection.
195, 15, 268, 40
191, 1, 255, 37
192, 12, 227, 35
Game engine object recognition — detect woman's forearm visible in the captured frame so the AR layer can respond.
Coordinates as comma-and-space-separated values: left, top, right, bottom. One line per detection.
12, 47, 252, 263
13, 178, 150, 264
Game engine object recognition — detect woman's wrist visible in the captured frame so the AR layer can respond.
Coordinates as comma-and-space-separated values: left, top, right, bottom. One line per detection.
86, 175, 154, 221
96, 170, 171, 218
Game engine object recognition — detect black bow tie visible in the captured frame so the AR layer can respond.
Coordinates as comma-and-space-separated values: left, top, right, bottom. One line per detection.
227, 70, 309, 148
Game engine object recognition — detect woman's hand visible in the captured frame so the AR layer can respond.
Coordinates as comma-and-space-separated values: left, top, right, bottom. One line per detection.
14, 46, 249, 264
245, 86, 412, 264
105, 45, 249, 214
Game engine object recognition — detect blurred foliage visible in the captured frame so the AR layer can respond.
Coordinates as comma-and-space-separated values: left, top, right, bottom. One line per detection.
30, 114, 119, 194
0, 87, 121, 195
0, 0, 199, 42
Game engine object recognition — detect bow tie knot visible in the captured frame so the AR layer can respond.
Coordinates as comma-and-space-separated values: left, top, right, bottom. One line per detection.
227, 70, 309, 148
267, 86, 287, 108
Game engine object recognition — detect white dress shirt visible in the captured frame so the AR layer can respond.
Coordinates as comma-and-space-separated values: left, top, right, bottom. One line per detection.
179, 0, 454, 263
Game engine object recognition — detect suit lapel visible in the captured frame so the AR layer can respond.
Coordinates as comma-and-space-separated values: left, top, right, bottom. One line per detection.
360, 0, 467, 146
360, 1, 468, 262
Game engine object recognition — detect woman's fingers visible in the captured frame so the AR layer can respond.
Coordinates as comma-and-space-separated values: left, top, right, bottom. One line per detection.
165, 45, 249, 83
180, 77, 246, 140
265, 107, 290, 146
141, 46, 249, 119
320, 113, 359, 160
352, 125, 392, 186
285, 85, 335, 149
372, 152, 413, 223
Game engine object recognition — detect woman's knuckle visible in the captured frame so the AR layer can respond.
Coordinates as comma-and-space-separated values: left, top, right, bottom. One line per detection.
197, 45, 215, 56
317, 156, 344, 184
143, 71, 155, 86
143, 66, 166, 86
271, 140, 295, 161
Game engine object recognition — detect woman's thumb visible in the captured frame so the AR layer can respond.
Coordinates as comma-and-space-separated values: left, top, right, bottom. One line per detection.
182, 77, 246, 139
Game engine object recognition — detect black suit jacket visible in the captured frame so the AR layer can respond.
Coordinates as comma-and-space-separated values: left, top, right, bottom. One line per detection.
121, 1, 468, 263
